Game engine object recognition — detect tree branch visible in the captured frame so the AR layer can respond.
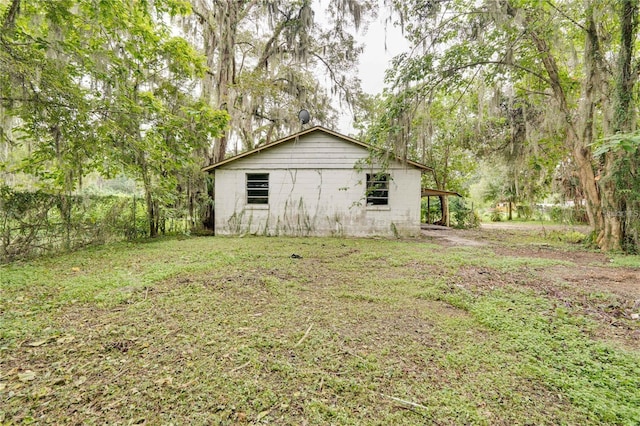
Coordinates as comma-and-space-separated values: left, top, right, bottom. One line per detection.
543, 0, 586, 31
2, 0, 20, 30
311, 52, 353, 97
442, 60, 553, 86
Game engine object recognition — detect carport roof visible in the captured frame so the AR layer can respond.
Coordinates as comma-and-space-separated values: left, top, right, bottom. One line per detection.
421, 188, 463, 197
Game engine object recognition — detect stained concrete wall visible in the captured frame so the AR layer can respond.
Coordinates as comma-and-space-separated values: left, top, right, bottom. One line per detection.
213, 131, 422, 237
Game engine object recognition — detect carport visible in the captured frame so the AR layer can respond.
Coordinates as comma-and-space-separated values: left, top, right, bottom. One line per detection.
421, 188, 462, 227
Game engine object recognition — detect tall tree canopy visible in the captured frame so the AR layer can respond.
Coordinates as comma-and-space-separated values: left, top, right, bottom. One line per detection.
0, 0, 229, 237
1, 0, 374, 238
378, 0, 640, 252
185, 0, 375, 162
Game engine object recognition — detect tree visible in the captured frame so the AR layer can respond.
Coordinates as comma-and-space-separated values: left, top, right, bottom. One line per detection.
0, 0, 229, 238
185, 0, 374, 163
356, 88, 477, 225
82, 0, 230, 237
381, 0, 639, 251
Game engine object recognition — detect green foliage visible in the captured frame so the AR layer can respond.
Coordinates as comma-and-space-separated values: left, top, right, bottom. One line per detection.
189, 0, 372, 152
0, 183, 206, 262
450, 197, 480, 229
0, 185, 150, 262
547, 205, 587, 225
469, 290, 640, 424
516, 204, 533, 219
545, 230, 587, 244
421, 197, 442, 223
593, 132, 640, 157
490, 210, 503, 222
593, 133, 640, 252
380, 0, 639, 252
0, 0, 229, 238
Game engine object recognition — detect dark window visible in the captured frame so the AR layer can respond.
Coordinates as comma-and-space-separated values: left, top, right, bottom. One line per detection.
366, 173, 389, 205
247, 173, 269, 204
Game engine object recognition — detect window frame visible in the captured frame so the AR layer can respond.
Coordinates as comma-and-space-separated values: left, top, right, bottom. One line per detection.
246, 173, 269, 205
366, 172, 390, 206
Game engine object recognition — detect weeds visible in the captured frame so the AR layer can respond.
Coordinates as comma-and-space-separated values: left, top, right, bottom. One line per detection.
1, 235, 638, 424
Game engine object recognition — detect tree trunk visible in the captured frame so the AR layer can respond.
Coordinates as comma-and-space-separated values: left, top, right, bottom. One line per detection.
144, 185, 156, 238
528, 15, 606, 243
138, 154, 157, 238
597, 0, 639, 251
439, 195, 449, 227
2, 0, 21, 30
195, 1, 240, 164
212, 2, 239, 162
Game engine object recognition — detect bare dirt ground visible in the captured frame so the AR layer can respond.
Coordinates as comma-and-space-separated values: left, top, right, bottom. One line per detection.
421, 224, 488, 246
423, 222, 640, 349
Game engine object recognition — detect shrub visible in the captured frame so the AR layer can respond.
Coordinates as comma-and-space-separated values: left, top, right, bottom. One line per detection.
0, 187, 187, 263
546, 230, 586, 244
549, 205, 589, 224
450, 198, 480, 229
516, 205, 533, 219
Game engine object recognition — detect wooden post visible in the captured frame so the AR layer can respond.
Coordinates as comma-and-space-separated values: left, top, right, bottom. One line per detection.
427, 197, 431, 224
444, 196, 450, 227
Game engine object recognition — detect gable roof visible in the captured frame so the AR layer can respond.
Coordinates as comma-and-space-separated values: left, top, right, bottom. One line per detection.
202, 126, 433, 172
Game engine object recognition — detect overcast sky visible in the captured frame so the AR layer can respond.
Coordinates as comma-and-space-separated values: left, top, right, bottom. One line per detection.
358, 14, 407, 94
332, 4, 409, 133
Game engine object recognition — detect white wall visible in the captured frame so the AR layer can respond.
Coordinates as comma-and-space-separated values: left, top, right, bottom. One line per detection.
213, 131, 423, 237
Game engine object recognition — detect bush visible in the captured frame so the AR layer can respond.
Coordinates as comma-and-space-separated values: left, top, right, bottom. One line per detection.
490, 210, 503, 222
2, 188, 155, 262
450, 198, 480, 229
546, 205, 588, 224
421, 197, 442, 224
549, 206, 564, 223
516, 205, 533, 219
546, 230, 586, 244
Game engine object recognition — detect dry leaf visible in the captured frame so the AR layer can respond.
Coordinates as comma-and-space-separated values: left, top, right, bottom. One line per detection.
18, 370, 36, 382
28, 339, 49, 347
74, 376, 87, 386
56, 335, 75, 344
154, 377, 173, 386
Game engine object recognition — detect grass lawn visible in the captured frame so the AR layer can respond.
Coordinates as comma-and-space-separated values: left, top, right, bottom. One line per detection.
1, 231, 639, 424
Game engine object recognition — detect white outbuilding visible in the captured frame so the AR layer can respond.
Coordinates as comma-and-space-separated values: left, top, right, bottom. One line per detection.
203, 126, 433, 237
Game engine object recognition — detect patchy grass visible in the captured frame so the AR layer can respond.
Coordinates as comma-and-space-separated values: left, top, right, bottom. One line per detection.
469, 223, 592, 251
609, 254, 640, 269
1, 235, 639, 424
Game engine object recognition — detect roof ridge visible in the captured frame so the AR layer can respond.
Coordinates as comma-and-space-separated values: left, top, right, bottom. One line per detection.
202, 127, 432, 172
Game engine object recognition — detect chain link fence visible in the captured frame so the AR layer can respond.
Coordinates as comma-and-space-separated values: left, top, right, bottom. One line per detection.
0, 186, 199, 263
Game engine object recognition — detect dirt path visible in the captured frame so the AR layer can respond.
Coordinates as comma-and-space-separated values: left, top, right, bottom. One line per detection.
421, 225, 487, 246
423, 222, 595, 247
423, 222, 640, 348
